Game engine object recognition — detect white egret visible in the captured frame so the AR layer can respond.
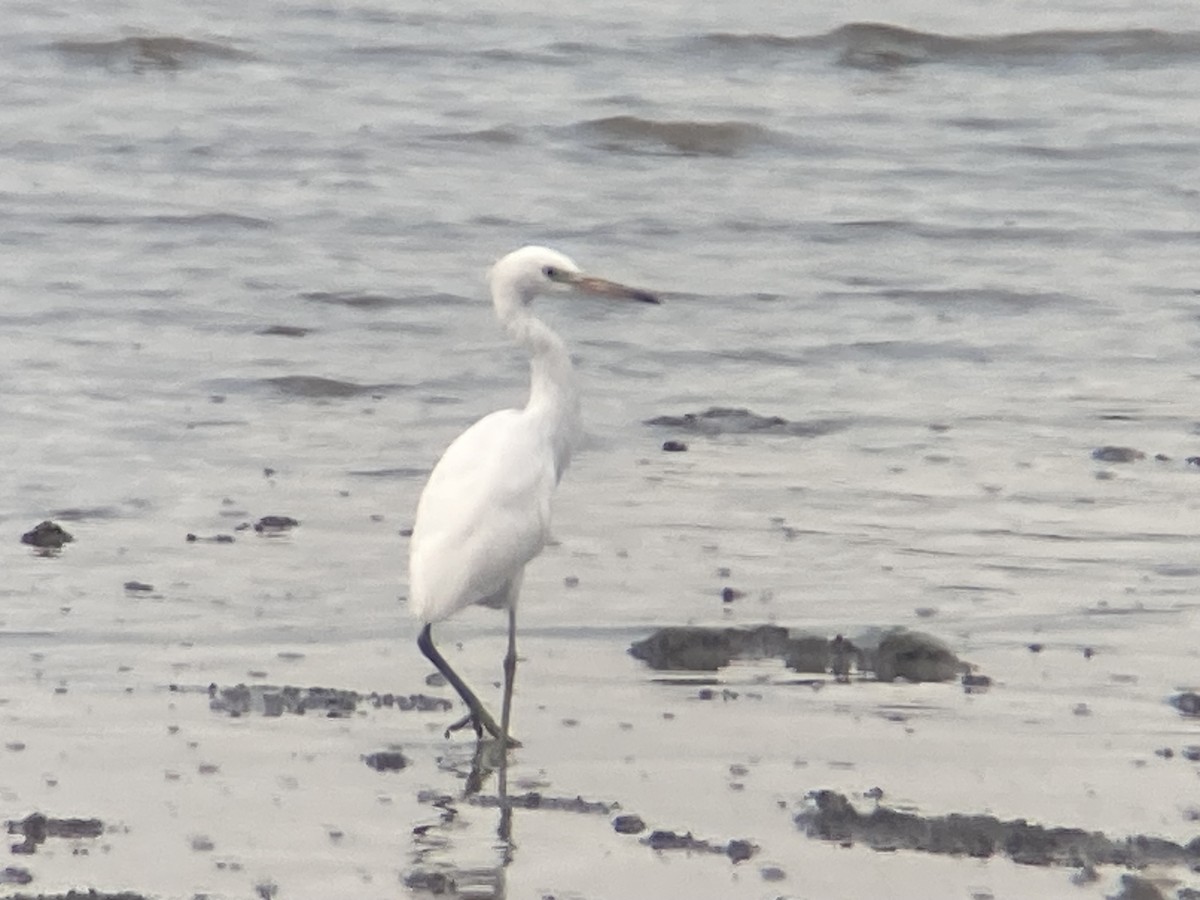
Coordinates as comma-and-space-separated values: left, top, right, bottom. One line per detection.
410, 246, 658, 757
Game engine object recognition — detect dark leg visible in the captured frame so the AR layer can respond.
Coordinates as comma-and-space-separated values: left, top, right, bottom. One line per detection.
498, 605, 518, 840
418, 623, 502, 740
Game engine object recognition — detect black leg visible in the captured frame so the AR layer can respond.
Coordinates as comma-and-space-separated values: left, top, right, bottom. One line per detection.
418, 623, 502, 740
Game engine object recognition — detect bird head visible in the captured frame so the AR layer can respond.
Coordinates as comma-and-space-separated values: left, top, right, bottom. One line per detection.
488, 245, 659, 306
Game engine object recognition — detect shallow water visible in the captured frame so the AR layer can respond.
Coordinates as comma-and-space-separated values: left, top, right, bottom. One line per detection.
3, 0, 1200, 897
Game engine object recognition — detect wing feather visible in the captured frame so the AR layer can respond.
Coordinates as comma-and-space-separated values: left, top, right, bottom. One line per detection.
408, 409, 556, 623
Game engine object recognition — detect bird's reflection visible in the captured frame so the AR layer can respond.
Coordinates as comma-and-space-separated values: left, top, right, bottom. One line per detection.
404, 737, 515, 898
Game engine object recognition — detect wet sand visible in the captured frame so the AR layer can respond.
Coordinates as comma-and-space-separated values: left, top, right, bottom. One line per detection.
2, 595, 1198, 899
5, 431, 1200, 899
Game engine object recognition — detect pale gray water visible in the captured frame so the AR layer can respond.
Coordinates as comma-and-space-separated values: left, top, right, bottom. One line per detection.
3, 1, 1200, 898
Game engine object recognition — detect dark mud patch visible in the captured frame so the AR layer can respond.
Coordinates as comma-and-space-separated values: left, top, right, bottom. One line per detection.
203, 683, 451, 718
645, 406, 846, 437
642, 829, 757, 863
630, 625, 968, 683
606, 812, 757, 862
415, 788, 617, 821
185, 532, 236, 544
20, 521, 73, 550
466, 793, 616, 815
403, 867, 503, 898
7, 813, 104, 855
798, 790, 1200, 869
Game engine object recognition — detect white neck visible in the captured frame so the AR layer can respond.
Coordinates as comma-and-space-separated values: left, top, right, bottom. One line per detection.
493, 286, 581, 481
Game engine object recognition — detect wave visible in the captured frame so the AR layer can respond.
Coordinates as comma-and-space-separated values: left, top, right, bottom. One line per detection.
692, 23, 1200, 70
51, 35, 254, 70
260, 375, 377, 399
300, 290, 468, 310
346, 41, 606, 68
645, 407, 848, 437
429, 127, 522, 146
61, 212, 272, 230
574, 115, 777, 157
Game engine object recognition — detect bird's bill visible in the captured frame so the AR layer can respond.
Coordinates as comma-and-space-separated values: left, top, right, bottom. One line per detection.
572, 275, 660, 304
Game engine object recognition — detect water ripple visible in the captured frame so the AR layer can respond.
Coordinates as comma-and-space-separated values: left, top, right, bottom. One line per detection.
689, 23, 1200, 70
573, 116, 778, 157
50, 36, 254, 70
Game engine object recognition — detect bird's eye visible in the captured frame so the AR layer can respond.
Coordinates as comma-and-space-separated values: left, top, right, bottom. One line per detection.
542, 265, 559, 280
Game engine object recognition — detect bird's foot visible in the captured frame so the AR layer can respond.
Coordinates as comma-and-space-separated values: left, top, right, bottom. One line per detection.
444, 711, 521, 748
445, 712, 482, 740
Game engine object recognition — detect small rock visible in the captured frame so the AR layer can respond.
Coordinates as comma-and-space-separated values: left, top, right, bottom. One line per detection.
254, 515, 299, 533
613, 814, 646, 835
726, 838, 755, 862
1108, 873, 1166, 900
363, 750, 409, 772
661, 440, 688, 452
871, 630, 962, 682
404, 871, 455, 893
21, 520, 73, 549
1091, 446, 1145, 463
1171, 692, 1200, 717
0, 867, 32, 885
124, 581, 154, 592
760, 865, 786, 882
962, 673, 992, 693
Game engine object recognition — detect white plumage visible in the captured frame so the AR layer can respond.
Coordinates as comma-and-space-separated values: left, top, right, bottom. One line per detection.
409, 246, 657, 751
